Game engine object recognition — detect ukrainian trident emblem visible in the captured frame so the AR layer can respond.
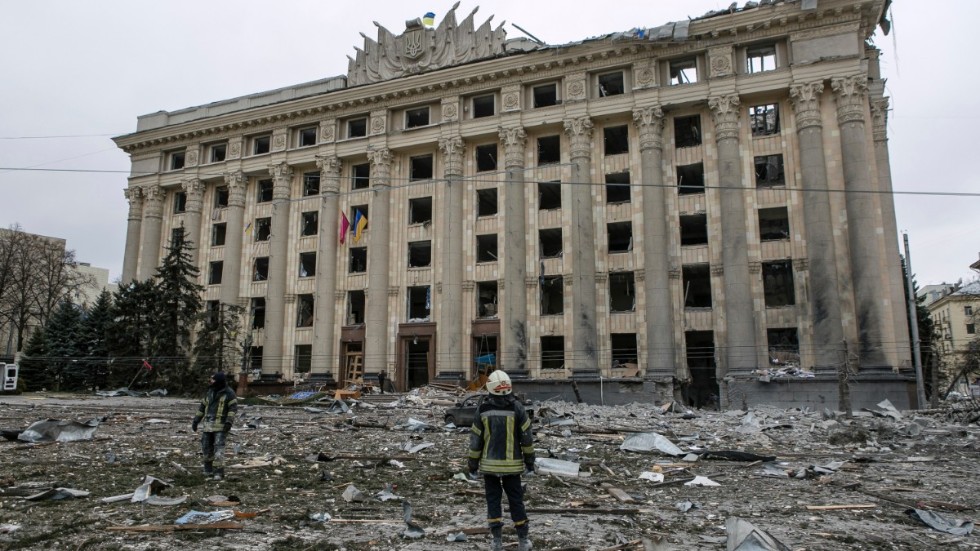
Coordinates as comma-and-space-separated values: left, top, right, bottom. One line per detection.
404, 28, 424, 60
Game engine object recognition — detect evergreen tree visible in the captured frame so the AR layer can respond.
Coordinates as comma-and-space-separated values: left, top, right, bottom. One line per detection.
193, 302, 245, 378
150, 229, 203, 392
17, 326, 49, 391
79, 289, 114, 390
901, 256, 937, 399
43, 300, 84, 390
107, 279, 158, 388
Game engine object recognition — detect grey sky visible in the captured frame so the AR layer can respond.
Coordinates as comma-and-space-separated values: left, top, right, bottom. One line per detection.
0, 1, 974, 286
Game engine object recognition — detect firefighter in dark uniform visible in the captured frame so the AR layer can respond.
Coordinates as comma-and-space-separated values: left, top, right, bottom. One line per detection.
192, 372, 238, 480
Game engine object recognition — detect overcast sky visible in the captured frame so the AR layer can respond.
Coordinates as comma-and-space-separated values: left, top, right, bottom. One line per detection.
0, 1, 975, 287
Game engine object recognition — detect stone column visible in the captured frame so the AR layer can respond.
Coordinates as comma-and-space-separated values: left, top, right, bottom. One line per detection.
261, 162, 294, 378
181, 178, 205, 270
312, 156, 341, 381
790, 81, 845, 372
708, 94, 758, 375
871, 97, 911, 367
365, 148, 393, 375
438, 136, 465, 373
138, 184, 165, 281
122, 186, 144, 284
220, 172, 246, 308
633, 106, 676, 383
563, 117, 599, 374
832, 75, 888, 368
499, 127, 529, 375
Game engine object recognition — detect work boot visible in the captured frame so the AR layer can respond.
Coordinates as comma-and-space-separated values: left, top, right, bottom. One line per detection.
489, 536, 503, 551
518, 536, 533, 551
202, 462, 213, 476
213, 468, 224, 481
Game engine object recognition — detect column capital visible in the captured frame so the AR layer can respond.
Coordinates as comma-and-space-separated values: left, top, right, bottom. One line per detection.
124, 187, 144, 219
499, 126, 527, 169
563, 116, 594, 160
143, 185, 165, 219
870, 97, 889, 143
789, 81, 825, 131
831, 74, 869, 125
368, 148, 392, 181
269, 162, 293, 201
708, 94, 741, 142
224, 171, 247, 208
439, 136, 464, 177
181, 178, 205, 212
316, 155, 342, 193
632, 106, 665, 151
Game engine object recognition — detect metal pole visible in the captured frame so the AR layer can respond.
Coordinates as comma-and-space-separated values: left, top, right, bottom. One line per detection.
903, 233, 927, 408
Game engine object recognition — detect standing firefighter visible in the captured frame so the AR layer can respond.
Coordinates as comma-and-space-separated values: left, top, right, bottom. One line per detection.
468, 370, 535, 551
192, 372, 237, 480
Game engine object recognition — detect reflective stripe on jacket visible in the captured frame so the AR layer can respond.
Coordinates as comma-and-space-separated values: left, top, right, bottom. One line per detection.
468, 395, 534, 475
193, 387, 238, 432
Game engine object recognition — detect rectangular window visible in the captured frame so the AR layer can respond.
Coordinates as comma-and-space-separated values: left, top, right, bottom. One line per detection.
477, 188, 498, 216
253, 257, 269, 281
303, 172, 320, 196
674, 115, 702, 147
301, 211, 318, 236
407, 286, 431, 320
540, 276, 564, 316
538, 181, 561, 210
350, 205, 369, 228
603, 125, 629, 155
352, 163, 370, 189
299, 251, 316, 278
408, 241, 432, 268
347, 117, 367, 138
347, 290, 365, 325
762, 260, 795, 307
405, 106, 430, 128
609, 272, 635, 312
746, 44, 777, 74
472, 94, 495, 118
255, 217, 271, 241
252, 135, 271, 155
539, 228, 563, 259
755, 155, 785, 187
171, 227, 184, 247
296, 294, 314, 327
767, 328, 799, 366
204, 300, 221, 325
607, 222, 633, 253
541, 336, 564, 369
611, 333, 638, 366
677, 163, 705, 195
749, 104, 780, 136
349, 247, 367, 273
965, 305, 974, 316
295, 344, 312, 373
250, 346, 263, 370
669, 58, 698, 85
168, 150, 185, 170
605, 171, 631, 203
759, 207, 790, 241
476, 234, 498, 262
173, 191, 187, 214
214, 186, 229, 208
298, 126, 317, 147
209, 143, 227, 163
209, 261, 223, 285
477, 281, 498, 318
251, 297, 265, 329
211, 223, 227, 246
679, 213, 708, 246
257, 179, 273, 202
532, 83, 559, 108
683, 264, 712, 308
410, 155, 434, 180
598, 71, 625, 97
968, 323, 976, 335
476, 143, 498, 172
409, 197, 433, 224
538, 135, 560, 165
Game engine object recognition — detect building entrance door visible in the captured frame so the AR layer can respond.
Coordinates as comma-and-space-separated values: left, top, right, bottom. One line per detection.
406, 338, 431, 389
685, 331, 718, 409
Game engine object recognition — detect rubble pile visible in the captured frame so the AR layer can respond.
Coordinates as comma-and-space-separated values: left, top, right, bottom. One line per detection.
1, 391, 979, 550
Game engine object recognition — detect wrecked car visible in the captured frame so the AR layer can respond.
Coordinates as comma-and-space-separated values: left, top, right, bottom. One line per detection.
443, 393, 534, 426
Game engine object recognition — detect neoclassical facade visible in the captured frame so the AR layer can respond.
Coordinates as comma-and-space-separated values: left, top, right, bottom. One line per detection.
114, 0, 914, 409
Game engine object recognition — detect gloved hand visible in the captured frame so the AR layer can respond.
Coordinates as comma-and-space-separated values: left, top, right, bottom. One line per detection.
467, 458, 479, 473
223, 422, 232, 433
191, 420, 199, 432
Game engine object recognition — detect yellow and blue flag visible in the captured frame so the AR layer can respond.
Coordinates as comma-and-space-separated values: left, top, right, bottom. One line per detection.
353, 209, 368, 243
422, 12, 435, 27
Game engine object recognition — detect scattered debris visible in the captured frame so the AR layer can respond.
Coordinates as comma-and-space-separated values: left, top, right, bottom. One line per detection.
726, 517, 791, 551
18, 418, 99, 443
906, 508, 974, 536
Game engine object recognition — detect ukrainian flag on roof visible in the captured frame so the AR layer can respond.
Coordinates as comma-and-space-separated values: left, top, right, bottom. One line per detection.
422, 12, 435, 27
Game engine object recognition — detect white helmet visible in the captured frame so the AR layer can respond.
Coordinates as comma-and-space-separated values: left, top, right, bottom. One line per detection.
486, 370, 513, 395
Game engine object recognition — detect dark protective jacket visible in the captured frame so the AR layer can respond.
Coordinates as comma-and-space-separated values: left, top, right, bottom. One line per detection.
468, 394, 534, 475
193, 386, 238, 433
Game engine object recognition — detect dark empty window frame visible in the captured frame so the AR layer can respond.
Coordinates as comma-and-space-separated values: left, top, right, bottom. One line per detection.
255, 217, 271, 241
669, 57, 698, 85
252, 135, 271, 155
347, 290, 365, 325
472, 94, 495, 118
603, 125, 629, 155
251, 297, 266, 329
767, 327, 799, 366
680, 213, 708, 246
609, 272, 635, 312
349, 247, 367, 273
301, 211, 318, 237
409, 197, 433, 225
477, 188, 498, 216
352, 163, 370, 190
759, 207, 790, 241
540, 336, 565, 369
539, 228, 563, 259
538, 135, 561, 165
407, 286, 430, 320
209, 261, 223, 285
298, 126, 317, 147
762, 260, 795, 307
295, 345, 312, 373
749, 104, 780, 136
209, 143, 227, 163
606, 171, 631, 203
476, 234, 498, 262
214, 186, 229, 208
253, 257, 269, 281
677, 163, 705, 195
477, 281, 498, 318
597, 71, 625, 97
532, 82, 559, 108
211, 223, 227, 246
540, 276, 564, 316
607, 222, 633, 253
683, 264, 712, 308
296, 294, 314, 327
303, 172, 320, 196
257, 179, 273, 202
476, 143, 498, 172
755, 154, 785, 187
408, 240, 432, 268
168, 150, 185, 171
347, 117, 368, 138
299, 251, 316, 278
538, 181, 561, 210
405, 106, 430, 128
674, 115, 702, 148
611, 333, 638, 366
410, 155, 433, 181
173, 191, 187, 214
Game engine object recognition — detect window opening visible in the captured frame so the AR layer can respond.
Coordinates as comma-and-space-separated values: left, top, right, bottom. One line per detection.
303, 172, 320, 196
170, 227, 184, 247
476, 143, 498, 172
609, 272, 635, 312
539, 228, 563, 259
758, 207, 790, 241
670, 58, 698, 85
301, 211, 318, 237
540, 336, 565, 369
755, 154, 785, 187
253, 135, 271, 155
173, 191, 187, 213
606, 171, 631, 203
349, 247, 367, 273
762, 260, 795, 307
299, 251, 317, 278
538, 181, 561, 210
406, 106, 430, 128
674, 115, 702, 147
598, 71, 625, 97
298, 127, 317, 147
603, 125, 629, 155
532, 83, 558, 108
348, 118, 367, 138
477, 188, 498, 216
347, 290, 365, 324
295, 344, 312, 373
677, 163, 705, 195
747, 44, 777, 74
410, 155, 433, 180
767, 327, 799, 367
476, 234, 498, 262
169, 151, 185, 170
209, 261, 223, 285
607, 222, 633, 253
251, 297, 265, 329
409, 197, 432, 225
477, 281, 498, 318
408, 241, 432, 268
253, 257, 269, 281
214, 186, 229, 208
540, 276, 564, 315
257, 179, 273, 202
211, 223, 227, 246
749, 104, 780, 136
611, 333, 638, 366
685, 330, 717, 409
407, 286, 431, 320
538, 135, 560, 165
680, 213, 708, 246
472, 94, 495, 118
209, 143, 227, 163
683, 264, 712, 308
296, 294, 314, 327
352, 163, 370, 189
255, 217, 271, 241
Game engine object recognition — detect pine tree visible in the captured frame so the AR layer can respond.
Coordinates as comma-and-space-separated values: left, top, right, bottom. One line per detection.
79, 289, 114, 391
43, 300, 84, 391
18, 326, 49, 391
107, 279, 158, 389
150, 229, 203, 392
193, 302, 245, 378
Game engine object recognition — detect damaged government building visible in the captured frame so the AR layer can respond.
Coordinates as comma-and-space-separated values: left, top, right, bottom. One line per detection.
113, 0, 911, 410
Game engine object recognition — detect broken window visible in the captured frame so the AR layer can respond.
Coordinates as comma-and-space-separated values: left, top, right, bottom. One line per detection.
170, 227, 184, 247
250, 346, 263, 371
410, 155, 433, 181
683, 264, 712, 308
347, 117, 367, 138
252, 135, 271, 155
606, 171, 631, 203
680, 213, 708, 246
408, 241, 432, 268
538, 181, 561, 210
255, 217, 271, 241
965, 305, 974, 317
611, 333, 638, 366
301, 211, 318, 237
968, 323, 976, 335
204, 300, 221, 325
298, 126, 317, 147
251, 297, 265, 329
405, 106, 430, 128
407, 286, 431, 320
349, 247, 367, 273
472, 94, 495, 118
253, 257, 269, 281
257, 179, 273, 203
347, 290, 365, 325
604, 125, 629, 155
352, 163, 370, 189
296, 294, 314, 327
299, 251, 316, 278
763, 260, 795, 307
674, 115, 702, 148
211, 223, 227, 247
214, 186, 229, 208
538, 135, 561, 165
409, 197, 432, 225
168, 150, 185, 171
476, 143, 498, 172
598, 71, 625, 97
477, 281, 498, 318
540, 336, 565, 369
767, 327, 799, 366
350, 205, 369, 228
609, 272, 635, 313
295, 344, 312, 373
173, 191, 186, 214
755, 154, 785, 187
209, 143, 227, 163
477, 188, 498, 216
677, 163, 705, 195
476, 234, 498, 262
607, 222, 633, 253
669, 58, 698, 85
208, 261, 223, 285
532, 83, 559, 108
749, 104, 780, 136
759, 207, 790, 241
303, 172, 320, 196
539, 228, 563, 259
746, 44, 777, 74
540, 276, 564, 315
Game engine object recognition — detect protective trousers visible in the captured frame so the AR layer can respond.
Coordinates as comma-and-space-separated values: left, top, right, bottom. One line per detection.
484, 474, 528, 536
201, 430, 228, 468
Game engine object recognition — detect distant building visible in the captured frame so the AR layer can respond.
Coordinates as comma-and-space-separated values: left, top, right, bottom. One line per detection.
928, 280, 980, 389
113, 0, 912, 409
918, 284, 958, 309
72, 263, 119, 307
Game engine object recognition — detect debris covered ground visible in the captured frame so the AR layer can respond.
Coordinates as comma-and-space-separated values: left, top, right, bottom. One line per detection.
2, 389, 980, 550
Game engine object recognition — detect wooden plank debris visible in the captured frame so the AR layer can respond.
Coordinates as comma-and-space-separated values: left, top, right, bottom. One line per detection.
805, 504, 876, 511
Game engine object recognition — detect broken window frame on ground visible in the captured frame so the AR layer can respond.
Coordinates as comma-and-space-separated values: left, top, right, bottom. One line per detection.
540, 275, 564, 316
607, 222, 633, 253
476, 281, 498, 318
301, 211, 318, 237
349, 247, 367, 273
408, 196, 433, 225
296, 294, 314, 327
299, 251, 317, 278
603, 125, 630, 156
758, 207, 790, 241
539, 228, 563, 259
407, 286, 431, 321
477, 187, 498, 216
407, 241, 432, 268
749, 104, 780, 136
476, 234, 498, 263
680, 213, 709, 246
762, 260, 796, 307
540, 335, 565, 369
755, 154, 785, 187
605, 171, 631, 204
609, 271, 636, 313
253, 256, 269, 281
683, 263, 713, 308
538, 180, 561, 210
347, 290, 365, 325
